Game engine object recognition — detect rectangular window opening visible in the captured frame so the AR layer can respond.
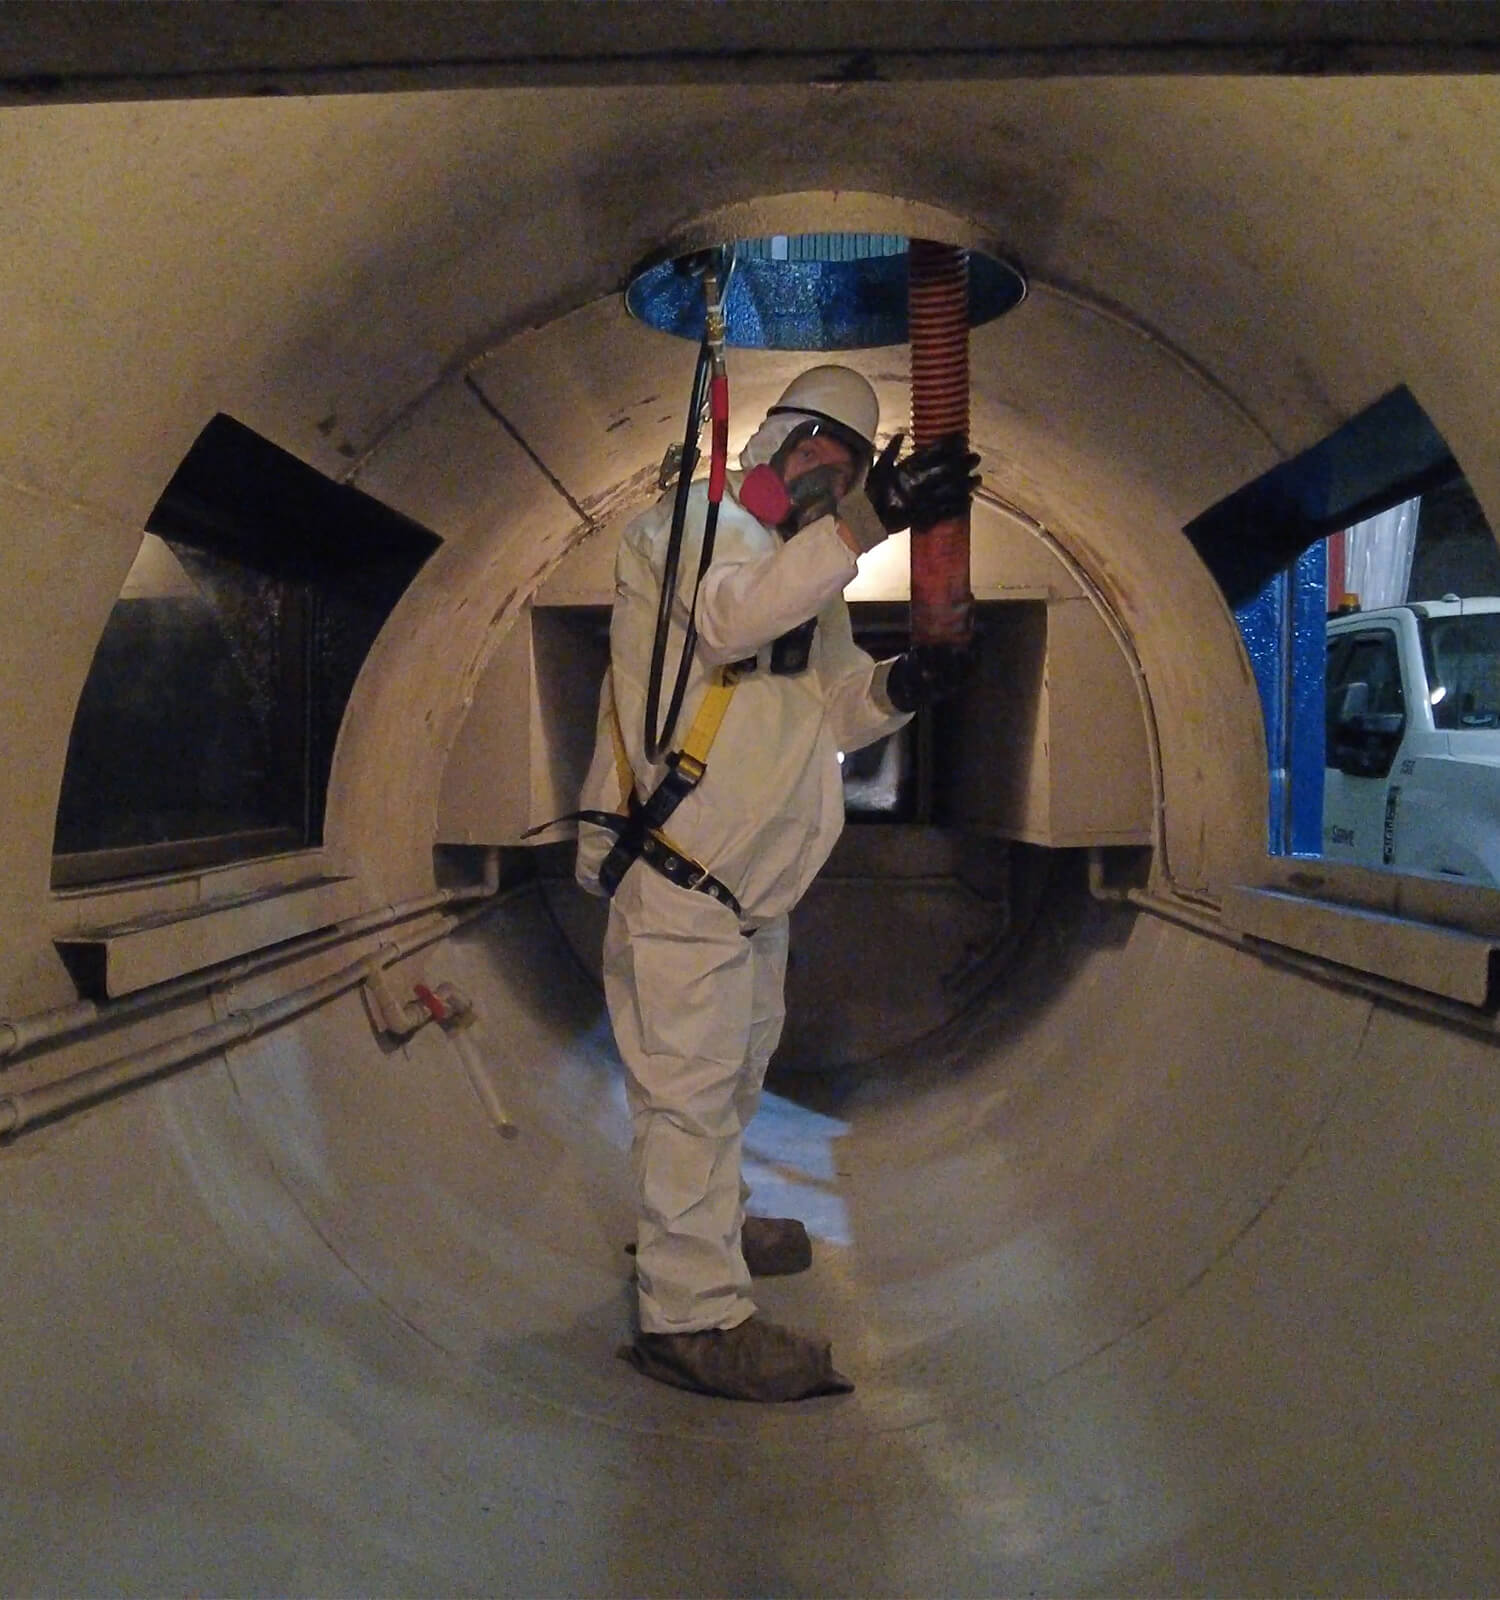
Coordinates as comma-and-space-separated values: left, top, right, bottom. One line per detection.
52, 415, 440, 890
1190, 387, 1500, 885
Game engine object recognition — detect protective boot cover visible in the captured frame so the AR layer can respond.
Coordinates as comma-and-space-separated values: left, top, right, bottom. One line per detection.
623, 1215, 813, 1277
740, 1214, 813, 1276
619, 1316, 854, 1401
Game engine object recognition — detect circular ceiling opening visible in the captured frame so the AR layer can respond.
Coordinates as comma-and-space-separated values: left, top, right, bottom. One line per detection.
625, 233, 1026, 351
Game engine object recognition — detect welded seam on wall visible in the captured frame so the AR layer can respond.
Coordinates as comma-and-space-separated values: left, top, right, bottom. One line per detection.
1027, 278, 1285, 457
977, 486, 1179, 892
227, 1100, 464, 1362
10, 30, 1500, 109
0, 465, 131, 523
1031, 1005, 1370, 1400
462, 373, 599, 532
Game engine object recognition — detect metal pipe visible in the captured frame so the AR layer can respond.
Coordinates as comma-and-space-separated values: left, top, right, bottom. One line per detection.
0, 899, 499, 1138
0, 848, 503, 1065
0, 999, 107, 1060
908, 239, 973, 647
1087, 845, 1133, 902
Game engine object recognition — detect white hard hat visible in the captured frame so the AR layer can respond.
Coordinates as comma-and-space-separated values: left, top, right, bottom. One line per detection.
768, 365, 879, 457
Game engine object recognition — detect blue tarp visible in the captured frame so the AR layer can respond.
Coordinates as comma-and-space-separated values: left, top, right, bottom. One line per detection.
1235, 543, 1327, 856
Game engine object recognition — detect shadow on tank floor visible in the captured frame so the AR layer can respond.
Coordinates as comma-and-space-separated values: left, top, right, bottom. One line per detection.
534, 832, 1099, 1087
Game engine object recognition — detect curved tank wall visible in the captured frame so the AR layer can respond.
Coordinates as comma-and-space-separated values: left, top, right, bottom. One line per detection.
2, 60, 1500, 1595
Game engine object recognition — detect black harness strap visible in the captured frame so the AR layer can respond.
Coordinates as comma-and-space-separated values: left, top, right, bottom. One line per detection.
593, 748, 741, 915
528, 672, 745, 918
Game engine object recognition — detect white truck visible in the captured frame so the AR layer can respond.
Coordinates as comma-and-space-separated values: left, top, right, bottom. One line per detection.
1323, 597, 1500, 882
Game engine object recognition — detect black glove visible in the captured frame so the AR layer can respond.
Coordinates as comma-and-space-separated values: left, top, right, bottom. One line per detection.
885, 643, 976, 713
863, 432, 982, 536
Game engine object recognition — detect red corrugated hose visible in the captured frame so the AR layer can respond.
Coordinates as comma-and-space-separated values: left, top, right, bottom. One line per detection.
908, 239, 973, 646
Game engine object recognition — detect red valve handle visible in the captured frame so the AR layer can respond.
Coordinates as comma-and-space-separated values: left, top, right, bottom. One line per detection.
413, 983, 448, 1022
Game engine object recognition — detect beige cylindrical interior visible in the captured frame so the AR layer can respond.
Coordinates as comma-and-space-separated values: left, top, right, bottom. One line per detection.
3, 77, 1500, 1596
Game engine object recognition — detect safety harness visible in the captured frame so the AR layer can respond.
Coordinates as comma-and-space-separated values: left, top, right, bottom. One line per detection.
572, 668, 745, 916
532, 251, 751, 913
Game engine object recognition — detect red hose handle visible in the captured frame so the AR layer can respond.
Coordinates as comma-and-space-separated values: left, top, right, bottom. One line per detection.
707, 374, 730, 502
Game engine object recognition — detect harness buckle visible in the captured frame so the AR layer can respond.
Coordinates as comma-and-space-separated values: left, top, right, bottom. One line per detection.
668, 750, 707, 785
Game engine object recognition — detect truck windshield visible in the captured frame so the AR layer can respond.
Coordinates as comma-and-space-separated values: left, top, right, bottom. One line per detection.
1419, 613, 1500, 729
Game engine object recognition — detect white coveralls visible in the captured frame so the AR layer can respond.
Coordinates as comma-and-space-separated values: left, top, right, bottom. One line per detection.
577, 426, 910, 1335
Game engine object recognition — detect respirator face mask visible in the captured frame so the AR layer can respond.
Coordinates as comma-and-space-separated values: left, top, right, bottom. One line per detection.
739, 421, 860, 536
735, 420, 869, 676
737, 462, 795, 529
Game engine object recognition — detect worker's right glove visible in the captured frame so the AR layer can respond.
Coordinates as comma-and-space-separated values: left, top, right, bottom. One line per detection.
884, 643, 976, 713
835, 433, 981, 554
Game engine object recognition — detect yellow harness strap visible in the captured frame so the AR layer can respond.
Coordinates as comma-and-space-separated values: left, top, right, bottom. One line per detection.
608, 667, 740, 807
591, 664, 747, 910
672, 672, 738, 782
527, 670, 742, 906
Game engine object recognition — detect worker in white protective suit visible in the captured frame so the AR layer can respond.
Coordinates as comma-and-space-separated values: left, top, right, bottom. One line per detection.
577, 365, 978, 1400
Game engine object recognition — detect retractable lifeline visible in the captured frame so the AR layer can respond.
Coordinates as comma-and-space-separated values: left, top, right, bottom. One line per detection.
907, 240, 974, 648
642, 255, 732, 762
545, 258, 743, 912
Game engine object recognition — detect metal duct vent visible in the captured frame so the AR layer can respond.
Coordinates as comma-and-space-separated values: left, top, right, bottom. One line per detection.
625, 233, 1025, 351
